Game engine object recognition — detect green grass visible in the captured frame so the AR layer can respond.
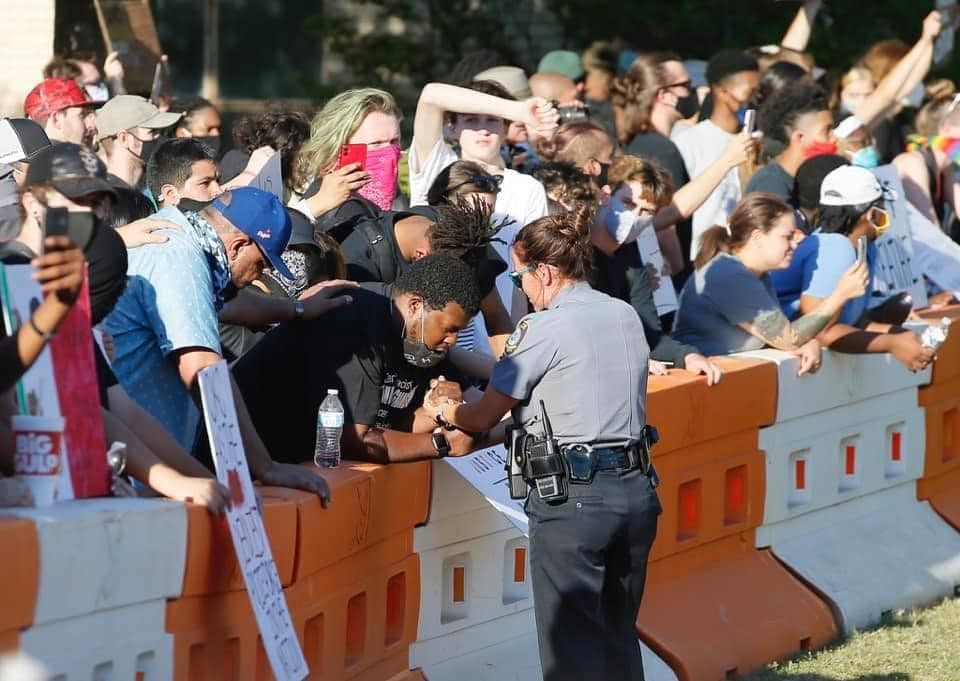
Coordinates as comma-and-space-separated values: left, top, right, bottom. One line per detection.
743, 597, 960, 681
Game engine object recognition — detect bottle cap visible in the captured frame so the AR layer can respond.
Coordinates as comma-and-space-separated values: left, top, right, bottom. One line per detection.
328, 389, 339, 395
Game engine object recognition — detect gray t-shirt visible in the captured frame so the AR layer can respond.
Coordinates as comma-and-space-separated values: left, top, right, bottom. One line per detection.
745, 162, 794, 202
672, 252, 780, 356
490, 281, 650, 447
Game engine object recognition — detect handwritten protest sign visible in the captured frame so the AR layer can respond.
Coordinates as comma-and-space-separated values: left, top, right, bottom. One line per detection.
636, 227, 679, 316
198, 361, 308, 681
444, 445, 529, 535
870, 165, 928, 309
251, 152, 283, 202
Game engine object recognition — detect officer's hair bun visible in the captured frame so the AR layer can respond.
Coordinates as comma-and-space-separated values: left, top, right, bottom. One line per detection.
515, 206, 594, 282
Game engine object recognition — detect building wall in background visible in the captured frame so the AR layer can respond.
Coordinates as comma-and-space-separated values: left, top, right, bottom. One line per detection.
0, 0, 56, 117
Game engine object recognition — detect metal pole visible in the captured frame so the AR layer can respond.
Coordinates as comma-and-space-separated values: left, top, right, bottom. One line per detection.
202, 0, 219, 102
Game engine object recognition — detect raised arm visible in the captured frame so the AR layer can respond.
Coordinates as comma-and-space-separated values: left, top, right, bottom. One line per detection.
780, 0, 823, 52
739, 261, 868, 350
851, 11, 942, 129
654, 131, 755, 230
412, 83, 557, 168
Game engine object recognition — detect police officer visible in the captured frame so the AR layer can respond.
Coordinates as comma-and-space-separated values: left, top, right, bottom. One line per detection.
429, 207, 661, 681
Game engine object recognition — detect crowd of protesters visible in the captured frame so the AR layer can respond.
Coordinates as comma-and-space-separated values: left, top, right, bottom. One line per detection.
0, 0, 956, 509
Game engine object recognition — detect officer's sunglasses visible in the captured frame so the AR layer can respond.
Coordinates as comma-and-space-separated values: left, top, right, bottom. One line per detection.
508, 262, 538, 288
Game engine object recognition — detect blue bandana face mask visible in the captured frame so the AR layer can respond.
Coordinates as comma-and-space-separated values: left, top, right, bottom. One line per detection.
851, 146, 880, 169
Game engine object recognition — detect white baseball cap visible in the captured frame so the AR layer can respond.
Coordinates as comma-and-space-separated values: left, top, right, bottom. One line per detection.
819, 165, 882, 206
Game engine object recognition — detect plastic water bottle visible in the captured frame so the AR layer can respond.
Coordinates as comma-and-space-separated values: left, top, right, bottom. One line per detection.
314, 389, 344, 468
921, 317, 952, 351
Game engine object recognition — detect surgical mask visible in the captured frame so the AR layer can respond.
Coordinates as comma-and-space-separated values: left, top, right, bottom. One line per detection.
85, 81, 110, 102
358, 143, 401, 211
674, 89, 700, 119
803, 139, 838, 160
402, 308, 446, 368
137, 137, 163, 165
193, 135, 221, 157
851, 145, 880, 169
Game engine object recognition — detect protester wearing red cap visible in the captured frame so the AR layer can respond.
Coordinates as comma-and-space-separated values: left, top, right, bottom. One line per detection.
23, 78, 102, 148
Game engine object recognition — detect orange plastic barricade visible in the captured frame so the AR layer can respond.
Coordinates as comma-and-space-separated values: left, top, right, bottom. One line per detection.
0, 516, 39, 652
917, 315, 960, 529
638, 534, 837, 681
285, 532, 420, 681
639, 358, 837, 679
261, 461, 430, 582
180, 495, 298, 596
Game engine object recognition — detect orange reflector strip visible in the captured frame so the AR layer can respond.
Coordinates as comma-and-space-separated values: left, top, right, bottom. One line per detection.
795, 459, 806, 490
514, 548, 526, 583
891, 432, 902, 462
452, 566, 465, 603
845, 445, 856, 476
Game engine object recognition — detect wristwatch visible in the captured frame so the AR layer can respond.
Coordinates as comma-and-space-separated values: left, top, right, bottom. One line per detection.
432, 431, 451, 458
292, 301, 305, 320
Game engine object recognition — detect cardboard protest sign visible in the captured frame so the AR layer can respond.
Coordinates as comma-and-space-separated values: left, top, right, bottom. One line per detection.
198, 360, 309, 681
251, 152, 283, 202
869, 165, 929, 309
0, 264, 109, 500
93, 0, 163, 94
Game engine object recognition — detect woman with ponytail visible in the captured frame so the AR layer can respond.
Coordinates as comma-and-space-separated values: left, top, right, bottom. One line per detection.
423, 207, 661, 681
673, 193, 867, 372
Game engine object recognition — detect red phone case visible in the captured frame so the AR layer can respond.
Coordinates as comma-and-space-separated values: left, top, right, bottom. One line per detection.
338, 144, 367, 170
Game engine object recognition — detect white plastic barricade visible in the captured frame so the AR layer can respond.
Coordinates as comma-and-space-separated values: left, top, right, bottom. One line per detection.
1, 498, 187, 624
18, 600, 173, 680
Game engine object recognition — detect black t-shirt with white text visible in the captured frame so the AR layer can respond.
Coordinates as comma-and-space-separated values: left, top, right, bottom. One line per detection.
224, 289, 461, 463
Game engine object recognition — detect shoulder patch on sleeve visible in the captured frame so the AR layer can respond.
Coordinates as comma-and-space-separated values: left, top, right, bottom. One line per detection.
504, 319, 530, 355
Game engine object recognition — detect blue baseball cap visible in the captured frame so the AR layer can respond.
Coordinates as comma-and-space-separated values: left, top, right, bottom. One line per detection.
213, 187, 294, 280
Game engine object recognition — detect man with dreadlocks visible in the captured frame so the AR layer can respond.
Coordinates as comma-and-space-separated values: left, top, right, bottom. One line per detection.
213, 254, 501, 464
340, 197, 514, 356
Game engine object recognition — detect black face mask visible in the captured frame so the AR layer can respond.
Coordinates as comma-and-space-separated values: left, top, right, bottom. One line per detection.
675, 89, 700, 119
193, 135, 221, 157
177, 197, 214, 213
137, 138, 163, 166
402, 309, 446, 368
83, 217, 128, 325
596, 161, 611, 189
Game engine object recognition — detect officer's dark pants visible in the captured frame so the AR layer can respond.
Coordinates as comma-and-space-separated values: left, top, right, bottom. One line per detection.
527, 467, 661, 681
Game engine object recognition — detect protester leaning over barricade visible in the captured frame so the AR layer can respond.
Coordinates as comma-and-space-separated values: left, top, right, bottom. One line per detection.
425, 163, 515, 355
772, 166, 936, 372
144, 138, 356, 338
23, 78, 100, 148
218, 208, 348, 362
95, 95, 182, 190
103, 185, 336, 501
7, 143, 231, 512
222, 254, 489, 465
425, 208, 661, 681
747, 82, 835, 200
673, 193, 868, 373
